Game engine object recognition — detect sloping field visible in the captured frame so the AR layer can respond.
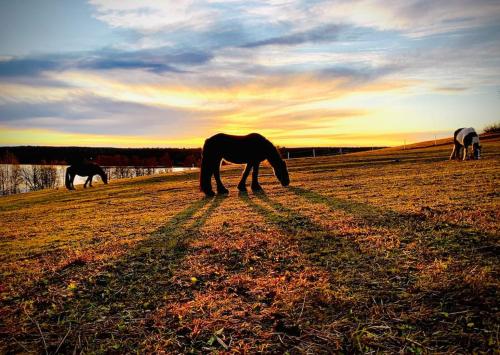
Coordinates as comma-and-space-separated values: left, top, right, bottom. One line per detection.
1, 137, 499, 353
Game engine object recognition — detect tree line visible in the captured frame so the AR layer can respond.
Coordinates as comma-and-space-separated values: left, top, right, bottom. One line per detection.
0, 146, 202, 166
0, 152, 59, 195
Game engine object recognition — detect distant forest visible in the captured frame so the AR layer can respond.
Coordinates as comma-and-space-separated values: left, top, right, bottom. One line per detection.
0, 146, 384, 166
0, 146, 201, 167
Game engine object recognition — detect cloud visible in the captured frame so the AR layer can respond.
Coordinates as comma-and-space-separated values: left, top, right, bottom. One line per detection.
0, 58, 60, 77
434, 86, 468, 93
88, 0, 215, 33
309, 0, 500, 37
0, 48, 213, 77
0, 94, 201, 136
241, 24, 342, 48
79, 59, 181, 73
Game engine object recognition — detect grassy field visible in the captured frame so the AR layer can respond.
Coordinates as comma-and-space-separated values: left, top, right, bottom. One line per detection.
1, 136, 499, 353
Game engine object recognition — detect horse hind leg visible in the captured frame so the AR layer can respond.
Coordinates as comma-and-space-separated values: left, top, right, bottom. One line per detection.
214, 161, 229, 194
238, 164, 252, 191
70, 174, 76, 190
88, 175, 93, 187
200, 158, 216, 197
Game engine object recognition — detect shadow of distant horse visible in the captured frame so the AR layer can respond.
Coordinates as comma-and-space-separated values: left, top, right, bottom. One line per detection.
65, 162, 108, 190
7, 196, 222, 353
200, 133, 290, 197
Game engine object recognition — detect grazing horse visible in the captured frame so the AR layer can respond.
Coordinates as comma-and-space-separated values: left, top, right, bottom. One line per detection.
65, 162, 108, 190
450, 127, 481, 160
200, 133, 290, 197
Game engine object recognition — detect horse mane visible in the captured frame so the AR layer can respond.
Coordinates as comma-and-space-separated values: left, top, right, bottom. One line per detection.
266, 142, 284, 167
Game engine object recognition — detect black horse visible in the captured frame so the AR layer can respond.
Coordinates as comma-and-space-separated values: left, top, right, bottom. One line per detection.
65, 162, 108, 190
200, 133, 290, 197
450, 127, 481, 160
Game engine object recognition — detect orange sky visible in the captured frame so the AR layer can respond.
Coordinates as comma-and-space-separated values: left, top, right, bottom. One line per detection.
1, 1, 499, 147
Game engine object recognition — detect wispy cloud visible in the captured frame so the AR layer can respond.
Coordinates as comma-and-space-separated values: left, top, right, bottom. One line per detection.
0, 58, 60, 77
0, 48, 214, 77
241, 24, 342, 48
88, 0, 216, 33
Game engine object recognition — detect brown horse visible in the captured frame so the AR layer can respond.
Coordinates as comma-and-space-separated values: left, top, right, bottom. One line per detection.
200, 133, 290, 197
65, 162, 108, 190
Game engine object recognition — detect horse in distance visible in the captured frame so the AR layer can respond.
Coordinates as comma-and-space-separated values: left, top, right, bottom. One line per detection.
200, 133, 290, 197
450, 127, 481, 160
65, 162, 108, 190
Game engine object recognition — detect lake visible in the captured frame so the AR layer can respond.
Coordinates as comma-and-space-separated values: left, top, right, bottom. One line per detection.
0, 165, 198, 194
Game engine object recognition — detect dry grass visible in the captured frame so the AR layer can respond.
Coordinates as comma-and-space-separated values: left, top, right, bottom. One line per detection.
0, 137, 499, 353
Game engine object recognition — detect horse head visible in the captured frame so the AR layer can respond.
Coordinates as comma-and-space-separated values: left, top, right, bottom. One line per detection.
473, 143, 481, 160
99, 169, 109, 184
273, 159, 290, 187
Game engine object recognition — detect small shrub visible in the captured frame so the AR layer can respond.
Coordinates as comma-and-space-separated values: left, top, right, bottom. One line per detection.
483, 122, 500, 133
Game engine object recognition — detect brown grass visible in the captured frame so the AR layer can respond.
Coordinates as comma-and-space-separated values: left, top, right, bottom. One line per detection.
0, 138, 499, 353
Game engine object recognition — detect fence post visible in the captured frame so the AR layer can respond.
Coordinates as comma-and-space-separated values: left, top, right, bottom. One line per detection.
313, 148, 316, 158
287, 151, 290, 159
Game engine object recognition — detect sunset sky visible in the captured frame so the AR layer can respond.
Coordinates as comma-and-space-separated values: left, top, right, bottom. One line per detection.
0, 0, 499, 147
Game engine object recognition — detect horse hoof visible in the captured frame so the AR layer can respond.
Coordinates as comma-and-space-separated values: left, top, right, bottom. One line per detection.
237, 185, 247, 191
217, 188, 229, 194
251, 185, 263, 191
204, 191, 216, 197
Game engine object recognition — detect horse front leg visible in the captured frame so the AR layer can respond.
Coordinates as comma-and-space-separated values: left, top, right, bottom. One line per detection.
251, 162, 262, 191
214, 161, 229, 194
462, 145, 468, 160
88, 175, 94, 187
238, 164, 253, 191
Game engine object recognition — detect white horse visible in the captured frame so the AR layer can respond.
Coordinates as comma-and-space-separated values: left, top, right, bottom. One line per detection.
450, 127, 481, 160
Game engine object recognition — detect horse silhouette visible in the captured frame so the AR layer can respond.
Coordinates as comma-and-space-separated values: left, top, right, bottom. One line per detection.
65, 162, 108, 190
200, 133, 290, 197
450, 127, 481, 160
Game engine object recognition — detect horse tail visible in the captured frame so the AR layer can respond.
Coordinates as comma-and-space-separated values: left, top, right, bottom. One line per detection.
199, 140, 214, 194
65, 168, 72, 190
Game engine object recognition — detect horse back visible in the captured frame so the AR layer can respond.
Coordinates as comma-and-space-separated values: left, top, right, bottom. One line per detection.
69, 162, 103, 176
455, 128, 478, 146
203, 133, 274, 164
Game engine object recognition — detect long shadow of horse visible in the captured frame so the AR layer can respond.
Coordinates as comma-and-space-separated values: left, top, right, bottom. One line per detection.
238, 190, 499, 352
288, 186, 499, 257
6, 196, 226, 353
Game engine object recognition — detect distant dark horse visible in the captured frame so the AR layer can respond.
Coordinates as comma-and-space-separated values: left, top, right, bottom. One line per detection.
450, 127, 481, 160
65, 162, 108, 190
200, 133, 290, 197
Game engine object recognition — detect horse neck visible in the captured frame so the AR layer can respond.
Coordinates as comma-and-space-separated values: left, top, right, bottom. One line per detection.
266, 147, 282, 168
94, 166, 105, 177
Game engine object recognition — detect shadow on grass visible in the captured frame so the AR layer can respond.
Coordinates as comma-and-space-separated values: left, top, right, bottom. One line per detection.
239, 190, 499, 352
288, 186, 499, 257
6, 196, 226, 353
